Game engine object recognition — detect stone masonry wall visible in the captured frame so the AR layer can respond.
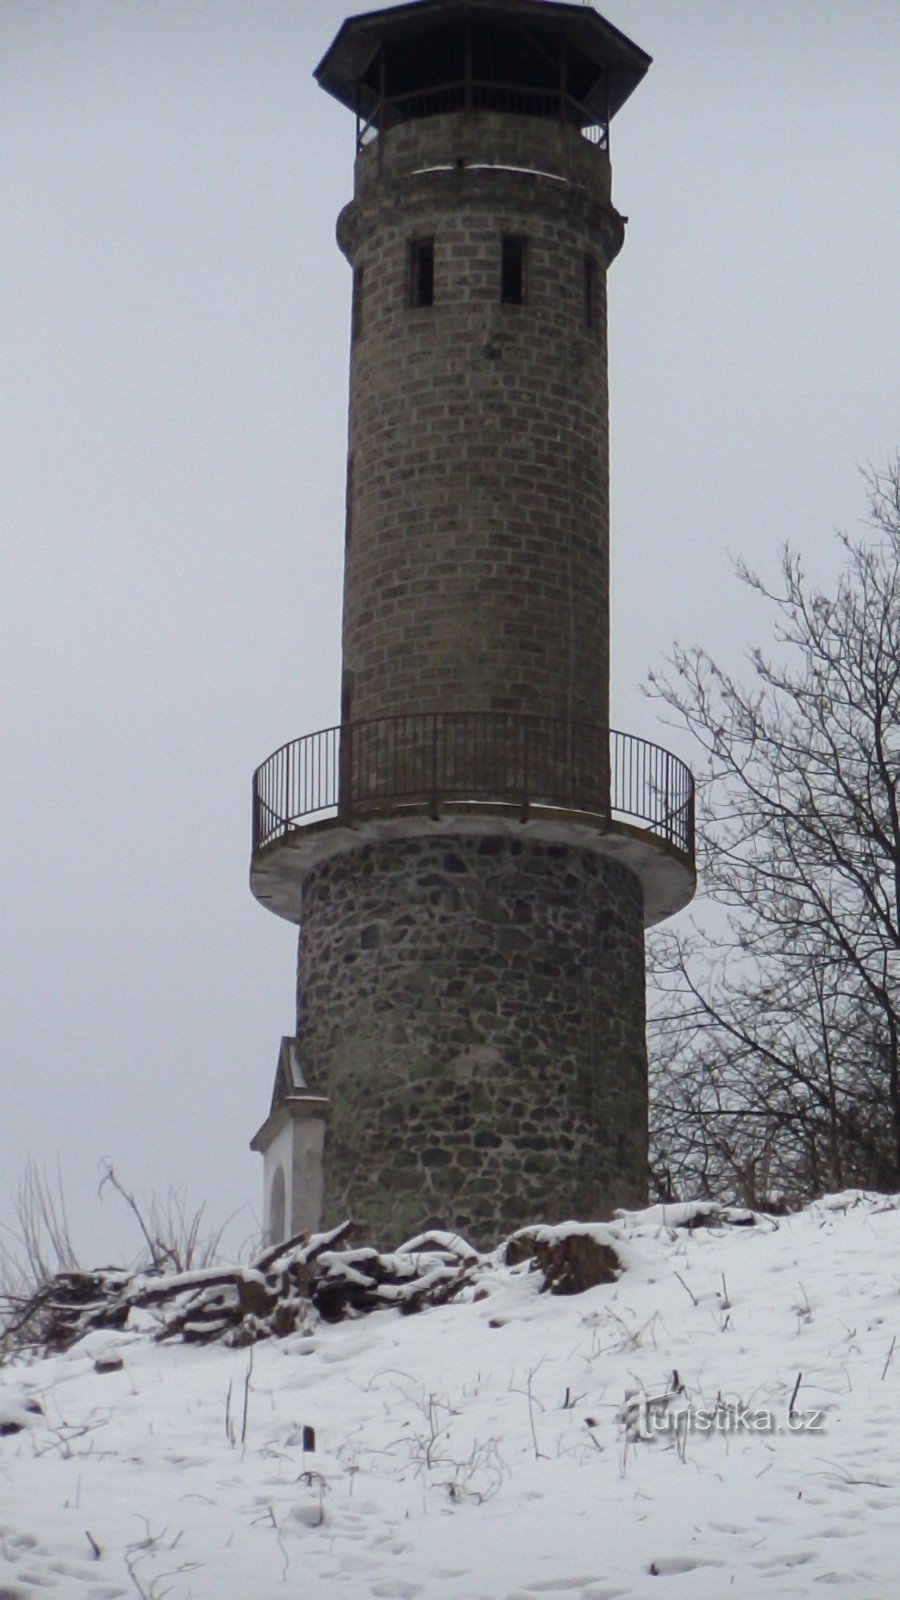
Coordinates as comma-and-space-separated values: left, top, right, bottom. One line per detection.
337, 112, 624, 742
297, 833, 648, 1245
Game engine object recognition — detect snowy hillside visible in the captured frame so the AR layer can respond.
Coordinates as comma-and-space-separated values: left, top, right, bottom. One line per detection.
2, 1193, 898, 1599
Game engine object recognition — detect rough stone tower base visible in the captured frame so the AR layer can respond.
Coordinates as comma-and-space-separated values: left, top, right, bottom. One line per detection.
298, 833, 647, 1243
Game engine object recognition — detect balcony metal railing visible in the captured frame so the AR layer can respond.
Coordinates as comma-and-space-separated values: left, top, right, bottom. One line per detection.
252, 712, 694, 861
357, 82, 608, 149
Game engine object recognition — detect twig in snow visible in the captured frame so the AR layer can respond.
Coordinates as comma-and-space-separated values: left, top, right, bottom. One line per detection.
673, 1271, 698, 1307
124, 1550, 151, 1600
881, 1335, 896, 1381
274, 1505, 291, 1582
794, 1282, 812, 1326
123, 1524, 190, 1600
240, 1346, 254, 1446
524, 1365, 546, 1459
788, 1370, 803, 1418
250, 1508, 277, 1528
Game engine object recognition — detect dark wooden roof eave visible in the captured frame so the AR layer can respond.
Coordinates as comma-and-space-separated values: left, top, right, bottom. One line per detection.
314, 0, 651, 124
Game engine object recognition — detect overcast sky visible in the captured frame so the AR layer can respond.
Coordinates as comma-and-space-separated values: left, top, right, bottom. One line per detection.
2, 0, 898, 1262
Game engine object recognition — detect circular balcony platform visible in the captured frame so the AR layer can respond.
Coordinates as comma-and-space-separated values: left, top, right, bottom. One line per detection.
250, 713, 695, 929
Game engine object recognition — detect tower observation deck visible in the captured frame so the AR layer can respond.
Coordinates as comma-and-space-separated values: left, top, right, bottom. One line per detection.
250, 0, 695, 1246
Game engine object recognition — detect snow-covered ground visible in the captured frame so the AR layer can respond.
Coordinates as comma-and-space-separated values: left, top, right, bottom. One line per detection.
2, 1193, 898, 1599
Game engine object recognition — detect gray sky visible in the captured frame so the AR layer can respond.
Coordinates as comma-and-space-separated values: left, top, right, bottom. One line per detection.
2, 1, 898, 1261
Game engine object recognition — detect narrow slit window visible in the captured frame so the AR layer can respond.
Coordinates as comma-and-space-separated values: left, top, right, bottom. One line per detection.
351, 266, 364, 341
409, 238, 434, 308
501, 234, 526, 305
584, 254, 597, 328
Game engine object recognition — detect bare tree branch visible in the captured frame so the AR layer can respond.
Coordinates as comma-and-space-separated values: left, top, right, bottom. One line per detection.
648, 457, 900, 1205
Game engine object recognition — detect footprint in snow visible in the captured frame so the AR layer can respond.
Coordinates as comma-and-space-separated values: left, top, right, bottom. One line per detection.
647, 1557, 725, 1576
580, 1588, 634, 1600
751, 1550, 816, 1571
289, 1502, 328, 1528
320, 1337, 376, 1364
322, 1553, 373, 1575
367, 1534, 414, 1555
522, 1581, 611, 1593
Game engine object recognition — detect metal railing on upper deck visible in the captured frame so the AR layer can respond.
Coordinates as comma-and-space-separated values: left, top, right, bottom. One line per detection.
252, 712, 694, 862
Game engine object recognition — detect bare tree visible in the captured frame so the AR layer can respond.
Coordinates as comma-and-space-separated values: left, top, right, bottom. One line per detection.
0, 1159, 80, 1297
647, 460, 900, 1206
97, 1161, 233, 1276
1, 1159, 235, 1359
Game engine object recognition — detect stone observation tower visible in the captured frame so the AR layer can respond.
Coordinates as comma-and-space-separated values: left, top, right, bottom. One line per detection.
250, 0, 695, 1246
